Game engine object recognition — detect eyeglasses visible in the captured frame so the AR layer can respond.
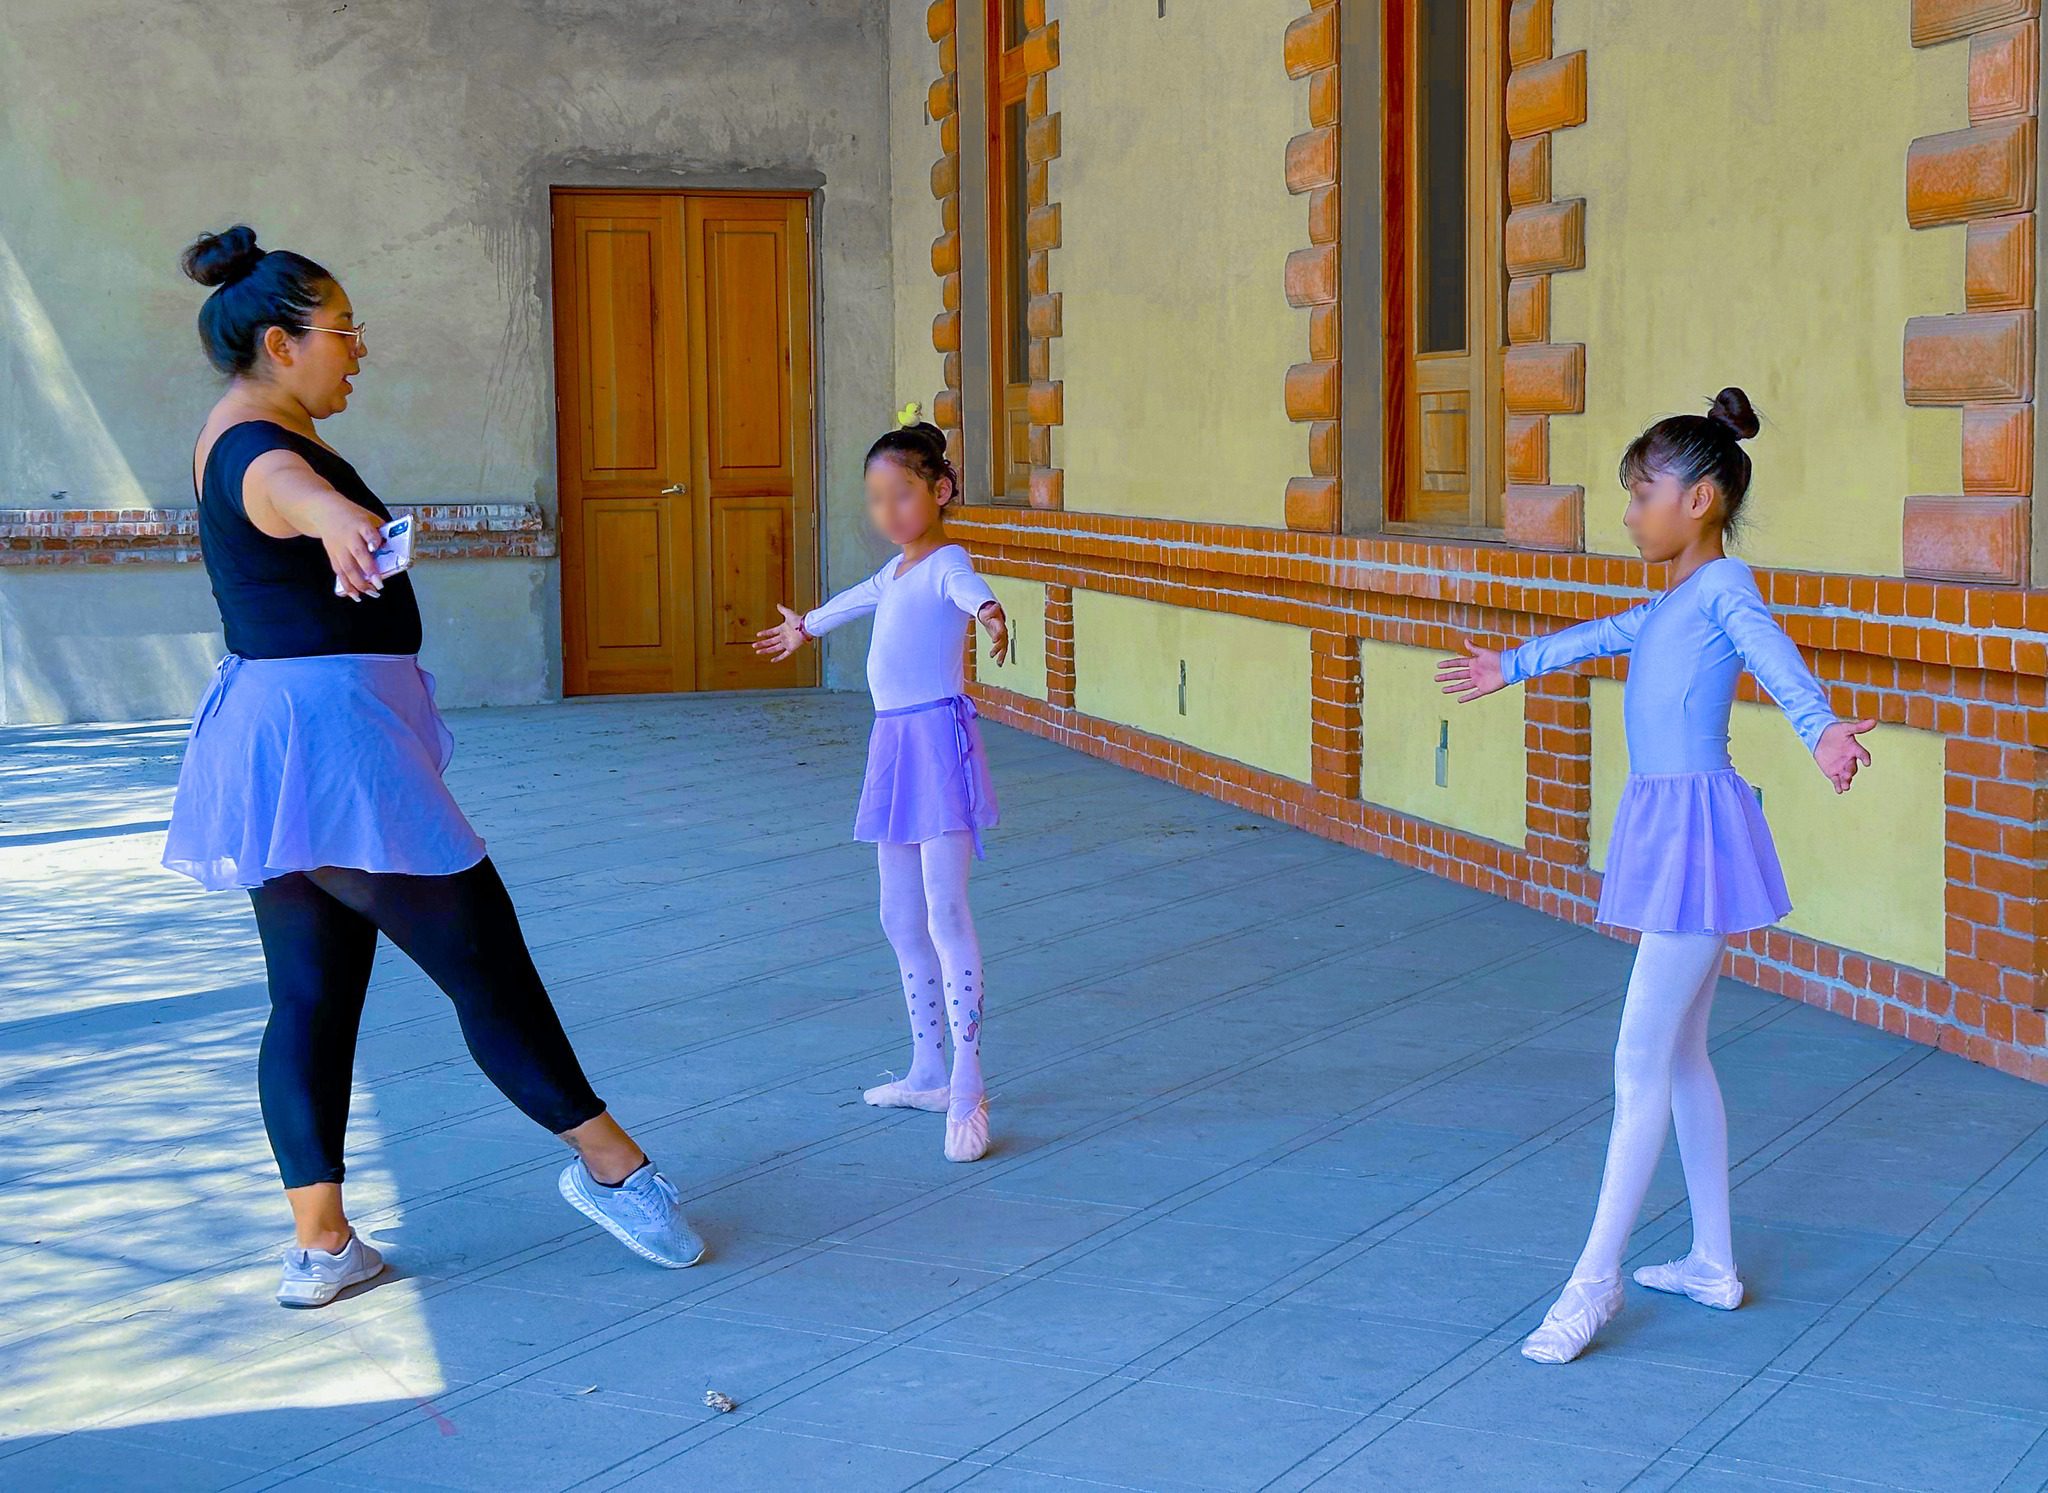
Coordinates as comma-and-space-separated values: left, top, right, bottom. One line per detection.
293, 323, 368, 355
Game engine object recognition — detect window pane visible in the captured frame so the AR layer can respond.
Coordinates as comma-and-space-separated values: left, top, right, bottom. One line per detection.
1006, 101, 1031, 384
1002, 0, 1027, 48
1416, 0, 1467, 355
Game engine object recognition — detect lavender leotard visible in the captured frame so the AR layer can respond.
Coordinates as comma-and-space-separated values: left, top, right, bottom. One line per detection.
805, 544, 1001, 857
1502, 557, 1838, 934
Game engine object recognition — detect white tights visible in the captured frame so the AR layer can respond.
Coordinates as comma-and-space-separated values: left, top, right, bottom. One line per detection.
1569, 930, 1733, 1284
877, 834, 985, 1117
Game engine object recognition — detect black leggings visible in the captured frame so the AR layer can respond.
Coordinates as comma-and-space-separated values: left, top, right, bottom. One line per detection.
247, 858, 606, 1188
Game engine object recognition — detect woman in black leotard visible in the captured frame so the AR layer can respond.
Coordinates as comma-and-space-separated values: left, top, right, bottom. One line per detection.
163, 226, 704, 1307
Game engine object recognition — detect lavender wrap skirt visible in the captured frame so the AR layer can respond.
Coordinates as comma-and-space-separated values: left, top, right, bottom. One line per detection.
1597, 768, 1791, 935
162, 653, 486, 892
855, 694, 999, 858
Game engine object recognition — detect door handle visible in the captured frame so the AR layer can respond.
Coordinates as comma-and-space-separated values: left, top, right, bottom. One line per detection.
659, 483, 689, 495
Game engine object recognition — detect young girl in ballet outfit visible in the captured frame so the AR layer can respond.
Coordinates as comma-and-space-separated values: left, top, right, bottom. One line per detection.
1439, 388, 1875, 1364
756, 414, 1010, 1163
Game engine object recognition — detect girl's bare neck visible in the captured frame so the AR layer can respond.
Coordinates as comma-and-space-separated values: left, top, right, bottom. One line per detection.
1666, 534, 1729, 589
896, 522, 949, 566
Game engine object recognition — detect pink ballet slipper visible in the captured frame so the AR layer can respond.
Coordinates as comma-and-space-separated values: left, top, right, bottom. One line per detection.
1521, 1275, 1624, 1364
1633, 1255, 1743, 1310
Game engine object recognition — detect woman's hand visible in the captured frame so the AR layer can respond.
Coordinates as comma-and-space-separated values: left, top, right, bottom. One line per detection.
753, 604, 808, 661
321, 504, 388, 602
1814, 718, 1875, 794
1436, 640, 1505, 703
978, 602, 1009, 667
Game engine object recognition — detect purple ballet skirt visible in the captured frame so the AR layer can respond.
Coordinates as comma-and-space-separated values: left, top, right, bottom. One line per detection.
855, 694, 999, 857
162, 653, 486, 892
1597, 768, 1791, 935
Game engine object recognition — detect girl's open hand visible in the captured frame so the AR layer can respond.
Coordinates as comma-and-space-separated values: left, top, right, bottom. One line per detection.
1437, 640, 1504, 703
1814, 718, 1875, 794
978, 602, 1009, 667
753, 604, 808, 661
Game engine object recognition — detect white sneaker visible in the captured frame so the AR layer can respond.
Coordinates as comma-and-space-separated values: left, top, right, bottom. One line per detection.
1521, 1275, 1623, 1364
863, 1078, 950, 1112
277, 1234, 385, 1308
944, 1098, 990, 1163
1634, 1255, 1744, 1310
558, 1159, 705, 1268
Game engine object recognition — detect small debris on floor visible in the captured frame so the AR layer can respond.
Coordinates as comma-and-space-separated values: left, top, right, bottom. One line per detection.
704, 1389, 738, 1413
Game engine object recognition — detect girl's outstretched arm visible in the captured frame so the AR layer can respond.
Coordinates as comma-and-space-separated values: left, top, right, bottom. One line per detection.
1704, 563, 1873, 792
1438, 605, 1650, 702
753, 567, 886, 660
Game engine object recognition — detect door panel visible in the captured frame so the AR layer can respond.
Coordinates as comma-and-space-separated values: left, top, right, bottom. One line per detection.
580, 228, 661, 476
687, 195, 816, 691
588, 503, 666, 650
702, 224, 791, 485
553, 189, 815, 696
711, 500, 790, 649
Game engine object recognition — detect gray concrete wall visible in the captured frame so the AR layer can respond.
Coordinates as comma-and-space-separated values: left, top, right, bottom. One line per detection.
0, 0, 899, 719
0, 558, 552, 723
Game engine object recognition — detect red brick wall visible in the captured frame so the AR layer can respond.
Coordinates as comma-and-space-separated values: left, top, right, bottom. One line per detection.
954, 507, 2048, 1083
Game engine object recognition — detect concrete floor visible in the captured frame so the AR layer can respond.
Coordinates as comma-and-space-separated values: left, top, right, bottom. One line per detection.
2, 691, 2047, 1492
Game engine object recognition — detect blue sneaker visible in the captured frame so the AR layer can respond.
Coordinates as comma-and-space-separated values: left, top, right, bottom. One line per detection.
276, 1233, 385, 1308
558, 1159, 705, 1268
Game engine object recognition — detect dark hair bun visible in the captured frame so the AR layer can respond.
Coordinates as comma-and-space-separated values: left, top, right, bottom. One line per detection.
181, 225, 265, 289
1707, 386, 1760, 441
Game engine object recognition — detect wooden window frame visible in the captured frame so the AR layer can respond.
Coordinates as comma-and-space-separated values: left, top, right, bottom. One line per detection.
985, 0, 1032, 501
1382, 0, 1509, 537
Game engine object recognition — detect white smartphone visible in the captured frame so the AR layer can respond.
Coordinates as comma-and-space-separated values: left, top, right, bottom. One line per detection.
334, 515, 416, 597
371, 515, 415, 577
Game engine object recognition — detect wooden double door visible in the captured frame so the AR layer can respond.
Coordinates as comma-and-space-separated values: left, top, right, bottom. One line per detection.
551, 190, 817, 694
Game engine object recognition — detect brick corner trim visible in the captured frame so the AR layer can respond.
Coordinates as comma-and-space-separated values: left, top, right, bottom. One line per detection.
927, 1, 1064, 509
1904, 0, 2040, 583
1019, 3, 1065, 512
926, 0, 965, 477
1501, 0, 1589, 548
1282, 0, 1341, 532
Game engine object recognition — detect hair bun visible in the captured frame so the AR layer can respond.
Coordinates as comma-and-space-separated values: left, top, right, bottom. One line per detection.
181, 225, 265, 289
1707, 386, 1760, 441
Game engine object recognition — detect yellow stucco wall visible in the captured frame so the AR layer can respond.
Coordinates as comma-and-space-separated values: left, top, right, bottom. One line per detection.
976, 574, 1050, 703
1589, 680, 1947, 973
1051, 0, 1308, 523
1548, 0, 1968, 574
1364, 641, 1528, 847
1072, 590, 1311, 781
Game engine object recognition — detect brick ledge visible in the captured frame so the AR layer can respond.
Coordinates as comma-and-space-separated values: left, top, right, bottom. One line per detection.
0, 503, 555, 567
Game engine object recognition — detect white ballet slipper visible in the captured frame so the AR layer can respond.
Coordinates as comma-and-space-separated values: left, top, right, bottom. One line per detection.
1520, 1275, 1624, 1364
1633, 1255, 1743, 1310
863, 1079, 950, 1112
944, 1098, 990, 1163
